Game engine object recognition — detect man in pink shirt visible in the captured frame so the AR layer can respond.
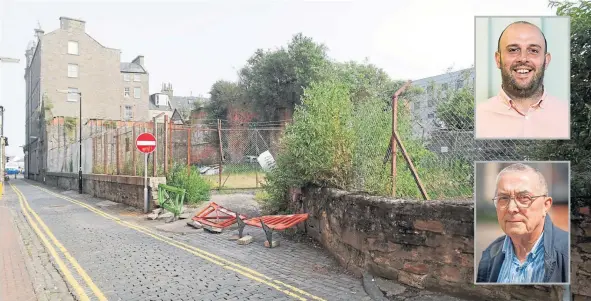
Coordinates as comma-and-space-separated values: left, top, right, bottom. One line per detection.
475, 21, 570, 139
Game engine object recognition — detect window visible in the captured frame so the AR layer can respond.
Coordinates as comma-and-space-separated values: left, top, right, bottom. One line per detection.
428, 113, 435, 119
68, 64, 78, 78
133, 74, 141, 82
124, 87, 130, 97
124, 105, 133, 120
428, 99, 435, 107
134, 87, 141, 99
67, 88, 79, 102
441, 83, 449, 90
123, 74, 131, 82
68, 41, 79, 55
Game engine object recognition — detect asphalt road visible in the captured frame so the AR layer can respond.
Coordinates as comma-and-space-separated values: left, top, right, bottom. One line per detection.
8, 179, 371, 301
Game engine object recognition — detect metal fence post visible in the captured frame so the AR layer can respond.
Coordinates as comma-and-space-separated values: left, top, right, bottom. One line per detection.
152, 118, 157, 176
217, 119, 223, 189
132, 124, 137, 176
164, 115, 168, 175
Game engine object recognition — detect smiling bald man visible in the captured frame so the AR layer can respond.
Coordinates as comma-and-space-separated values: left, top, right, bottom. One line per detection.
476, 163, 569, 284
475, 21, 570, 139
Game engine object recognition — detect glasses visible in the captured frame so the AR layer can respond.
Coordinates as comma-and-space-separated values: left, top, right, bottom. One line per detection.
492, 194, 547, 209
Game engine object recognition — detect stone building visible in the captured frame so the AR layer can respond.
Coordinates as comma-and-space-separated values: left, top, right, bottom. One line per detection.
24, 16, 149, 180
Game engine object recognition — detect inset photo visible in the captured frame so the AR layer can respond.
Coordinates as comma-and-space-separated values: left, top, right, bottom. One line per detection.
474, 16, 571, 140
474, 161, 570, 285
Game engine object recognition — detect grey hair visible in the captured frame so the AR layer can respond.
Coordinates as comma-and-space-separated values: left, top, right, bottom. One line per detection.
494, 163, 548, 196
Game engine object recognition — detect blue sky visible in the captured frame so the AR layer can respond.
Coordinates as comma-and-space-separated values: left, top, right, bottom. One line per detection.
0, 0, 557, 157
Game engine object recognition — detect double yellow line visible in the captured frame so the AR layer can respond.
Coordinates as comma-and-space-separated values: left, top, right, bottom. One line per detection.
15, 182, 325, 301
10, 184, 107, 301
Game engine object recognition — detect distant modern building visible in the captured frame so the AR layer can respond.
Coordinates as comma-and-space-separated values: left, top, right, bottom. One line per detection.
149, 83, 209, 124
24, 16, 150, 180
410, 68, 475, 139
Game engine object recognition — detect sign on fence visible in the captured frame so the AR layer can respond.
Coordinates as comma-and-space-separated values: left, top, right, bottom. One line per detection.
257, 150, 276, 172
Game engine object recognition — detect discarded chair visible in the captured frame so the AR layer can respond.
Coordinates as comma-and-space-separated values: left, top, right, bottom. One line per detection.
191, 202, 247, 233
236, 214, 309, 248
157, 184, 186, 222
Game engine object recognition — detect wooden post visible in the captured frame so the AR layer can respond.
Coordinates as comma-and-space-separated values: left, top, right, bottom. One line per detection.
152, 118, 157, 176
217, 119, 223, 189
92, 122, 95, 172
116, 127, 120, 175
164, 115, 168, 175
169, 121, 173, 168
391, 80, 412, 197
393, 131, 429, 200
187, 127, 191, 176
132, 125, 137, 176
103, 132, 108, 174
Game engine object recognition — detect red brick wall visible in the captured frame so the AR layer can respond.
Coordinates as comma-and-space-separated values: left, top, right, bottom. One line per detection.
298, 187, 587, 301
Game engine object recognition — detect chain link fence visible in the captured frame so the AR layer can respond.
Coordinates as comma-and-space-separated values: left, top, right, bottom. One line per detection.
348, 68, 542, 200
45, 117, 284, 190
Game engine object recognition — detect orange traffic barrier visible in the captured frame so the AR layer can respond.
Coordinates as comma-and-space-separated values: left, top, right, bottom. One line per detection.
236, 214, 309, 248
243, 214, 309, 231
192, 202, 247, 232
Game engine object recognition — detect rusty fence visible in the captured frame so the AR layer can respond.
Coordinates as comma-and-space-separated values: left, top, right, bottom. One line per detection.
360, 69, 540, 201
46, 117, 284, 190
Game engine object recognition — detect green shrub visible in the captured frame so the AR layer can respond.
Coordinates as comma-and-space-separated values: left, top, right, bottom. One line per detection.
263, 78, 355, 213
166, 164, 211, 204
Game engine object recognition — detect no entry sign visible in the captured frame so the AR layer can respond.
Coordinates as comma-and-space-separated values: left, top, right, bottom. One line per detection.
136, 132, 156, 154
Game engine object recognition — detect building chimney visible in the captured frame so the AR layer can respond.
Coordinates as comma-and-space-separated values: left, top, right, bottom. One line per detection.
59, 17, 86, 32
34, 29, 44, 40
132, 55, 144, 68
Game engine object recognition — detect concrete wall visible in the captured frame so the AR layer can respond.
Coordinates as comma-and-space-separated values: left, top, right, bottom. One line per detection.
44, 172, 165, 209
296, 187, 589, 301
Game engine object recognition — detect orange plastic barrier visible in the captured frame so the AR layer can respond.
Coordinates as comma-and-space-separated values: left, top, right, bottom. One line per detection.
243, 214, 309, 231
192, 202, 247, 232
236, 214, 309, 248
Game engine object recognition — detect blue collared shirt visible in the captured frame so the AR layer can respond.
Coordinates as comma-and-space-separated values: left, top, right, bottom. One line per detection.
497, 232, 545, 283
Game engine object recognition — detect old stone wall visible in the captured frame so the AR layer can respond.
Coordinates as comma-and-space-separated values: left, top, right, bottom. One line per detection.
44, 172, 165, 209
297, 186, 589, 301
572, 208, 591, 300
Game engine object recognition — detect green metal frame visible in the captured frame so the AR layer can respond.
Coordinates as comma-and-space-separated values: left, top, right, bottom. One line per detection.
157, 184, 186, 218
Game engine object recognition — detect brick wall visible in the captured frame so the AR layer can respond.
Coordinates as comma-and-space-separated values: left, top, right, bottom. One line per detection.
297, 186, 589, 301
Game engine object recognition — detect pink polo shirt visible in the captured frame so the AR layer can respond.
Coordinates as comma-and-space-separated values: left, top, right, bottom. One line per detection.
475, 88, 570, 139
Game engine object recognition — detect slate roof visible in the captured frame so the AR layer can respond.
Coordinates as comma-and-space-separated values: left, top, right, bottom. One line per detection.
148, 92, 209, 115
120, 62, 146, 73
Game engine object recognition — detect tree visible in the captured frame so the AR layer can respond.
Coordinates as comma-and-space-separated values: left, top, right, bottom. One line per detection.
539, 0, 591, 211
239, 33, 330, 121
434, 68, 474, 130
206, 80, 245, 121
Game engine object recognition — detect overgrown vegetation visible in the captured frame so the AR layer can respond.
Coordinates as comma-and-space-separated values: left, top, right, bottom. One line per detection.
537, 0, 591, 213
166, 163, 211, 204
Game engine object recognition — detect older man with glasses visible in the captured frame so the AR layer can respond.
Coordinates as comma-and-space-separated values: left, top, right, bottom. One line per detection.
476, 163, 569, 284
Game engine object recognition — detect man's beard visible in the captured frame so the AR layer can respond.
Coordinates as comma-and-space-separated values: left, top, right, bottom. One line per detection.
500, 57, 545, 99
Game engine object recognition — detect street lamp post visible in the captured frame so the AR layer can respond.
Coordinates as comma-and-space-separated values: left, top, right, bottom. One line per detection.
57, 89, 82, 194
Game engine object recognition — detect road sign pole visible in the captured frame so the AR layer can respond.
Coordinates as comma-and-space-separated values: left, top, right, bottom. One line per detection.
144, 152, 148, 213
136, 132, 156, 214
